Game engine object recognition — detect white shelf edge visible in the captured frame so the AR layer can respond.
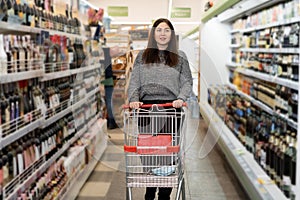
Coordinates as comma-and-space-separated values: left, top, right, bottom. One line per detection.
240, 48, 300, 54
200, 102, 287, 200
4, 126, 85, 200
41, 64, 101, 81
236, 16, 300, 33
0, 70, 44, 83
0, 21, 86, 40
42, 107, 72, 128
1, 118, 42, 149
233, 67, 299, 90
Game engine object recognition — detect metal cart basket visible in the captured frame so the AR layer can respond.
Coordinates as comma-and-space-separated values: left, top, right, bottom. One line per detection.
123, 103, 186, 200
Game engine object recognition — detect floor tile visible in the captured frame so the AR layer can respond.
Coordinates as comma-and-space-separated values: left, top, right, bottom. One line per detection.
78, 182, 111, 197
94, 162, 119, 172
101, 152, 124, 162
98, 161, 121, 171
87, 171, 114, 182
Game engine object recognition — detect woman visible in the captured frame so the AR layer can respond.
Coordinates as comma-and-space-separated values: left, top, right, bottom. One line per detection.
127, 18, 193, 200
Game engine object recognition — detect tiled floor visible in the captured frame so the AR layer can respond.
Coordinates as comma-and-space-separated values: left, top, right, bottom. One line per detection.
76, 112, 249, 200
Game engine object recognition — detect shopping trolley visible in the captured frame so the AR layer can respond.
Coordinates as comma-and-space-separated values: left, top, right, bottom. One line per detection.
123, 103, 186, 200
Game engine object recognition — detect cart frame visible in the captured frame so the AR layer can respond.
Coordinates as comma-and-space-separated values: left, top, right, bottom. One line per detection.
123, 103, 186, 200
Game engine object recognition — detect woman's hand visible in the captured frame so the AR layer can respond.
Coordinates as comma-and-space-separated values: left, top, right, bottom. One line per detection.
129, 101, 143, 109
172, 99, 184, 108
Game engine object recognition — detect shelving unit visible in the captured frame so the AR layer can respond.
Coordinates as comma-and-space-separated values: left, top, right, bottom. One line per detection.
0, 19, 107, 200
200, 0, 300, 199
200, 102, 287, 200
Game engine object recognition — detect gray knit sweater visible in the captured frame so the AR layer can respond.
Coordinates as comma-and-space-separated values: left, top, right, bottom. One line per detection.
128, 50, 193, 102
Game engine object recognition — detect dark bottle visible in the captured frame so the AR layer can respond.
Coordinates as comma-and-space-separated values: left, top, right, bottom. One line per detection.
2, 153, 9, 186
289, 133, 297, 200
67, 38, 76, 69
270, 132, 279, 181
282, 131, 293, 198
291, 55, 299, 82
265, 130, 275, 176
274, 136, 284, 187
288, 89, 298, 122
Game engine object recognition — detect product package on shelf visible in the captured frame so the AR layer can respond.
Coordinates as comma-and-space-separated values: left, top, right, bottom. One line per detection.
0, 4, 108, 199
201, 1, 300, 199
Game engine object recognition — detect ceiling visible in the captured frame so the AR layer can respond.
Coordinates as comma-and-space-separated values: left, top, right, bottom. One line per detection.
80, 0, 222, 36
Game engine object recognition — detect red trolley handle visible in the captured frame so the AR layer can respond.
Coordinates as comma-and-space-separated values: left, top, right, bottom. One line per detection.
124, 145, 180, 153
122, 102, 187, 109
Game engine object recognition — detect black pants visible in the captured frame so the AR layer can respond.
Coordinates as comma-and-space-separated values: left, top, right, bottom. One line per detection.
140, 100, 182, 200
145, 187, 172, 200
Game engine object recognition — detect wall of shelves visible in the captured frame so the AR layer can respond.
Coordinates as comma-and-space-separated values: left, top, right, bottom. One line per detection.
0, 16, 107, 199
200, 0, 300, 199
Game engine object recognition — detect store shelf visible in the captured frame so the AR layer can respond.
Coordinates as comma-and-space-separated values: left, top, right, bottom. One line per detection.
200, 102, 287, 200
227, 83, 298, 130
0, 70, 44, 83
41, 70, 71, 81
3, 123, 87, 200
218, 0, 285, 23
41, 63, 101, 81
236, 16, 300, 33
240, 48, 300, 54
0, 21, 40, 34
1, 116, 42, 149
226, 62, 241, 68
229, 44, 242, 48
58, 119, 108, 200
42, 102, 71, 128
0, 21, 85, 39
233, 67, 298, 90
201, 0, 241, 23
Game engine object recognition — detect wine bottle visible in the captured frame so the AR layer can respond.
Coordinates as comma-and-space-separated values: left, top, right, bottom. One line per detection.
0, 34, 8, 74
266, 130, 275, 176
2, 153, 9, 186
9, 35, 18, 73
16, 141, 24, 175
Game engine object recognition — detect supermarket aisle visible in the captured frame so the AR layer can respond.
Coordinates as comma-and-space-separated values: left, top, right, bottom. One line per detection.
76, 112, 249, 200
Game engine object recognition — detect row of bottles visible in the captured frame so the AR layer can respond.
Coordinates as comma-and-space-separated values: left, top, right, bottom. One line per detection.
207, 85, 297, 199
230, 71, 298, 122
44, 35, 86, 73
0, 33, 89, 75
13, 158, 68, 200
0, 0, 81, 34
232, 0, 300, 30
0, 34, 42, 74
0, 67, 102, 136
231, 51, 299, 82
0, 95, 102, 199
232, 22, 300, 49
0, 80, 42, 136
0, 113, 72, 188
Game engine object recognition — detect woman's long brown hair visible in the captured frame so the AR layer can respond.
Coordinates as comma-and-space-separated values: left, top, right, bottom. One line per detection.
142, 18, 178, 67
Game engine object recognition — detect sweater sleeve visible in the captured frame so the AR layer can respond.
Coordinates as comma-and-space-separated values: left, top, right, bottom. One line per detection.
177, 51, 193, 101
127, 51, 143, 102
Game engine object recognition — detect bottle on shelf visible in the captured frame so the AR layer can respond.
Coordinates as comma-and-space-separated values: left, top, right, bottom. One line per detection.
0, 34, 8, 75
